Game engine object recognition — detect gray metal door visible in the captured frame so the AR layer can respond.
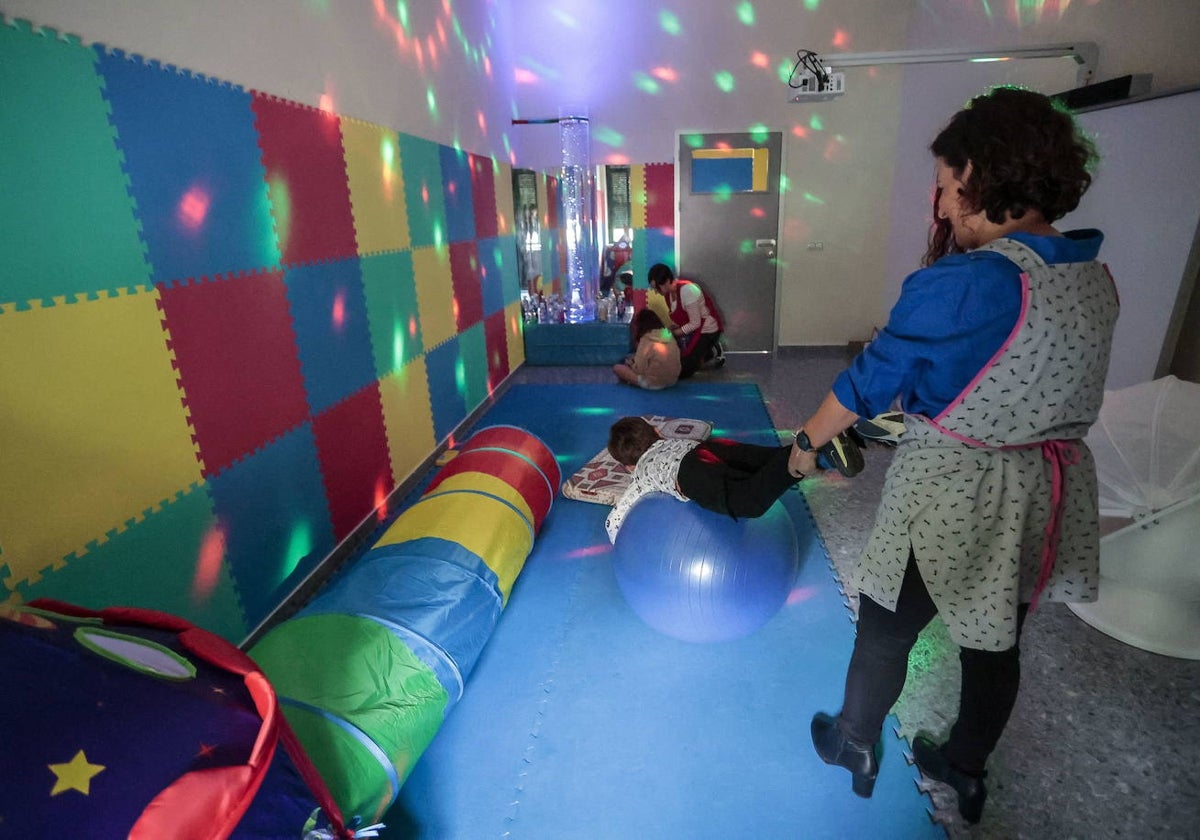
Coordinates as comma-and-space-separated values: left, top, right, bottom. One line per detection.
676, 131, 783, 353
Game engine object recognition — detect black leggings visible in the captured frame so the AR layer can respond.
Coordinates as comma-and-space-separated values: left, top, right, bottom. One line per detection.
675, 439, 798, 519
678, 331, 721, 378
838, 555, 1029, 776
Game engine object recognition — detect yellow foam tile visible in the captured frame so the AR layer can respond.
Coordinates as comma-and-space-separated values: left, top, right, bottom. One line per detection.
341, 116, 410, 254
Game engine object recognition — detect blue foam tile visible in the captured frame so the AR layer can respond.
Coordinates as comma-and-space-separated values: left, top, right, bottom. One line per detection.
283, 256, 378, 415
439, 145, 475, 244
390, 384, 943, 839
641, 226, 677, 268
455, 322, 489, 412
95, 48, 281, 284
206, 422, 336, 629
360, 249, 422, 377
477, 235, 517, 316
424, 336, 468, 443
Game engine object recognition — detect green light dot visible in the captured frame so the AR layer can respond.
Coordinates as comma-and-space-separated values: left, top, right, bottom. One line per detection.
594, 126, 625, 147
426, 87, 438, 119
749, 124, 769, 142
634, 72, 660, 95
804, 0, 820, 10
683, 134, 705, 149
659, 11, 681, 35
396, 1, 409, 32
803, 192, 825, 205
434, 223, 444, 247
739, 239, 755, 254
283, 521, 313, 580
737, 2, 755, 25
714, 71, 735, 93
455, 358, 466, 396
577, 406, 616, 417
809, 114, 824, 131
777, 60, 795, 85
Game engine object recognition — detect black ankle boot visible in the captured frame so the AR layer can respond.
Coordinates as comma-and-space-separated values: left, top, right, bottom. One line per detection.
911, 736, 987, 824
811, 712, 880, 797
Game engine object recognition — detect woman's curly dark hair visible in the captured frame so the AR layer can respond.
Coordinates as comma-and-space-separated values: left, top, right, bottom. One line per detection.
923, 86, 1097, 265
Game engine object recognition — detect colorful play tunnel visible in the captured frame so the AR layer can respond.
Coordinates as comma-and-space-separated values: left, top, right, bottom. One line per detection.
250, 425, 559, 824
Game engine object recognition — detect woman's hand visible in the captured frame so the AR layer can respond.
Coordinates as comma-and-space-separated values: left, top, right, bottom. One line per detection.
789, 445, 818, 478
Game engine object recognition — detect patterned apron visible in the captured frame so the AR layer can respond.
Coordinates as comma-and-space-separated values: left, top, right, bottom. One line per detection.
855, 236, 1119, 650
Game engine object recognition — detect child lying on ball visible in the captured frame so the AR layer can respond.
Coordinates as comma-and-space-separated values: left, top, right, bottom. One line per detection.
603, 416, 863, 543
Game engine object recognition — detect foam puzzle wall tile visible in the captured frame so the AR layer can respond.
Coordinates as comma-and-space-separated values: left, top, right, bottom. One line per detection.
477, 236, 515, 316
360, 250, 422, 377
505, 303, 526, 371
283, 257, 378, 416
251, 93, 359, 267
96, 47, 281, 285
440, 145, 477, 244
470, 153, 499, 239
643, 162, 675, 230
14, 484, 248, 642
641, 228, 678, 275
399, 133, 448, 249
0, 290, 203, 592
412, 244, 457, 351
493, 159, 516, 238
157, 270, 308, 479
341, 116, 410, 255
0, 20, 152, 310
484, 310, 510, 394
630, 164, 648, 231
456, 322, 490, 412
311, 383, 394, 541
424, 337, 469, 444
378, 357, 437, 489
207, 422, 336, 629
449, 240, 485, 332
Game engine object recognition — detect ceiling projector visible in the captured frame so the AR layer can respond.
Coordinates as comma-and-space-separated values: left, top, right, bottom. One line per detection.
789, 68, 846, 102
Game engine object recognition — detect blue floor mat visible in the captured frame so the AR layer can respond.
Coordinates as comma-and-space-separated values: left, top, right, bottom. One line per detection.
387, 383, 942, 839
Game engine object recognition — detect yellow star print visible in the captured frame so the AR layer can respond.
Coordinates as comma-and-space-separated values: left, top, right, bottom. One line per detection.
49, 750, 105, 796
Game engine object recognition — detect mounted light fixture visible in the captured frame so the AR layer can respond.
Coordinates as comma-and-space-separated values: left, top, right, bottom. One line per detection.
789, 42, 1099, 102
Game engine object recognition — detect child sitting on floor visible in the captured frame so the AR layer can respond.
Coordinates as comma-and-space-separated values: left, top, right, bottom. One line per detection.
603, 416, 863, 543
613, 309, 681, 391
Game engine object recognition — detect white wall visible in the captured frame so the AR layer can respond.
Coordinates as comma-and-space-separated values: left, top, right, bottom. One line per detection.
0, 0, 517, 163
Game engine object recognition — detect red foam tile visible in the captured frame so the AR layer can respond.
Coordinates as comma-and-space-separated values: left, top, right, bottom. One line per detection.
157, 271, 309, 478
644, 163, 675, 229
449, 241, 485, 332
251, 94, 358, 266
311, 382, 393, 540
470, 153, 499, 239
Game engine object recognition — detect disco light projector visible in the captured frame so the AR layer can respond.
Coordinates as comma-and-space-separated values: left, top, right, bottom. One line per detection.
789, 69, 846, 102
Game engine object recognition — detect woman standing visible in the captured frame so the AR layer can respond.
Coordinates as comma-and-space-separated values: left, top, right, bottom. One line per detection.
788, 87, 1119, 824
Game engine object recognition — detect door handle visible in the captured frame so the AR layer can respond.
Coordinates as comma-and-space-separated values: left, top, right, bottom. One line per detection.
755, 238, 776, 258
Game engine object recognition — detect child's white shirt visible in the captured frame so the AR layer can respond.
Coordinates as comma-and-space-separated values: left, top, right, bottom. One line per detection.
604, 438, 699, 543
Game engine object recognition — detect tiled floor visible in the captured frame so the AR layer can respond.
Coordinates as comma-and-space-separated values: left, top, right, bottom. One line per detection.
509, 348, 1200, 840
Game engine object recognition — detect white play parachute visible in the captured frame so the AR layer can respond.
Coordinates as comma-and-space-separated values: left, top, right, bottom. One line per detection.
1086, 375, 1200, 518
1071, 376, 1200, 659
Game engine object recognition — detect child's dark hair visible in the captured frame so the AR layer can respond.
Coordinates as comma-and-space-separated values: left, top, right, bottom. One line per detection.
608, 416, 660, 466
647, 263, 675, 288
925, 86, 1097, 264
632, 308, 665, 342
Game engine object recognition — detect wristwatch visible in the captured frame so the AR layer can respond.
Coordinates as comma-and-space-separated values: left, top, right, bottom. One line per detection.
793, 429, 814, 452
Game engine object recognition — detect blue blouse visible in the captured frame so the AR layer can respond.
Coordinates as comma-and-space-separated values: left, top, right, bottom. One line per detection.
832, 229, 1105, 419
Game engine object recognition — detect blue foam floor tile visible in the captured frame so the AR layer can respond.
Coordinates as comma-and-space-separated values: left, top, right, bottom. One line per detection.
389, 384, 942, 839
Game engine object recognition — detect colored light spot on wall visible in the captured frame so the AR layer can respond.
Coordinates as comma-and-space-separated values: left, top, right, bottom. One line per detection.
434, 222, 445, 247
421, 182, 430, 205
809, 114, 824, 131
737, 2, 756, 25
803, 192, 825, 205
178, 185, 211, 231
594, 126, 625, 147
283, 521, 313, 580
477, 110, 487, 134
392, 325, 406, 368
318, 93, 335, 112
824, 134, 848, 163
777, 59, 795, 85
268, 174, 292, 255
792, 124, 809, 139
651, 66, 678, 83
739, 239, 754, 254
395, 0, 410, 31
332, 290, 346, 330
426, 87, 439, 119
514, 67, 539, 84
374, 476, 390, 521
832, 28, 849, 48
455, 357, 467, 397
683, 134, 704, 149
714, 71, 735, 93
483, 54, 492, 78
749, 124, 769, 142
634, 73, 660, 95
779, 174, 792, 193
804, 0, 820, 10
751, 51, 770, 69
659, 11, 681, 35
751, 207, 765, 218
192, 523, 226, 604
